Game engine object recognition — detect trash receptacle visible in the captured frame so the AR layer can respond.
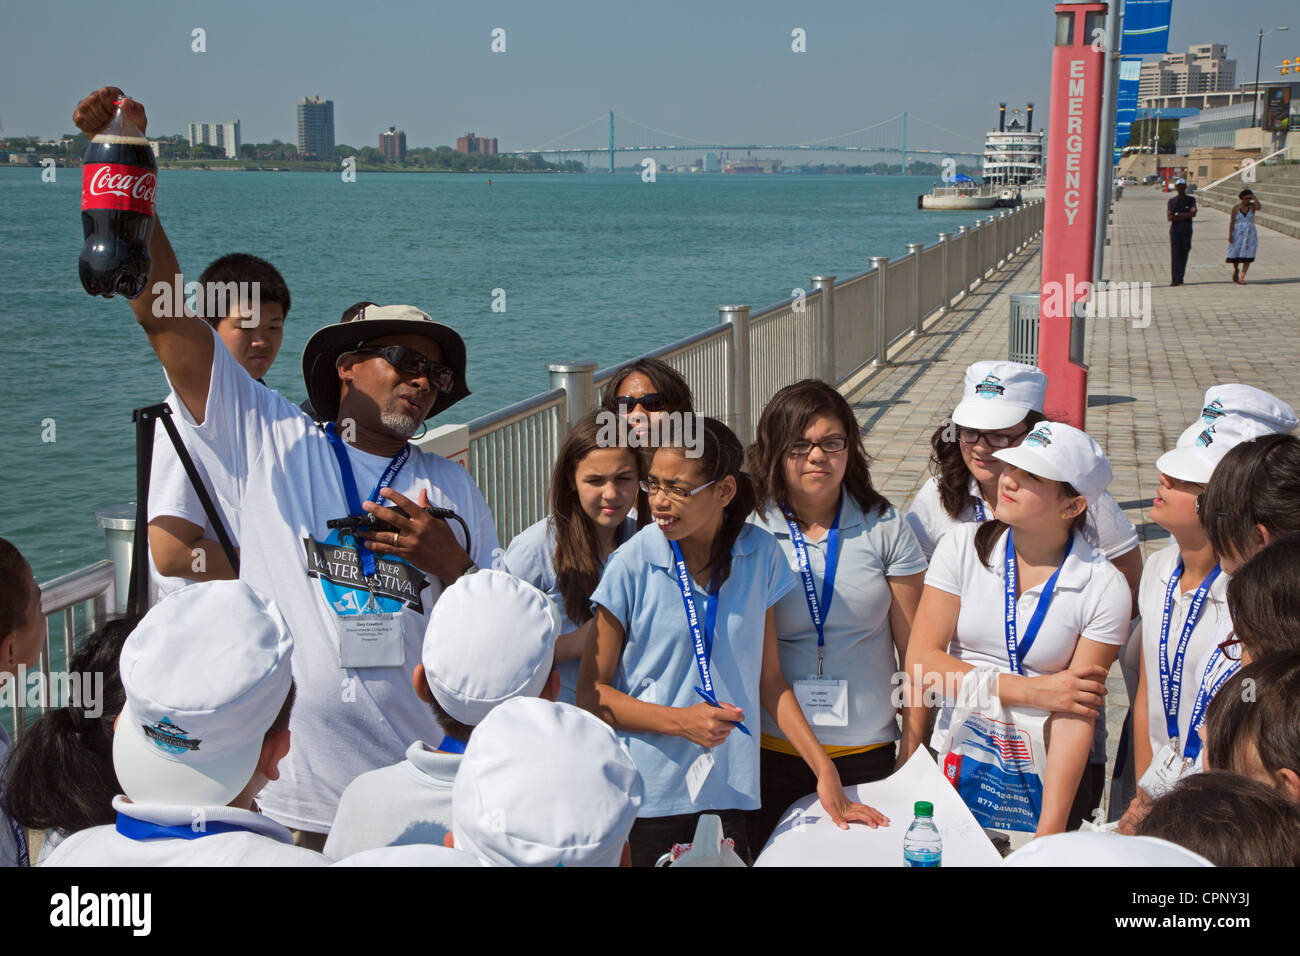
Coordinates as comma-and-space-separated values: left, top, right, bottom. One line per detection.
1009, 292, 1040, 366
96, 503, 136, 615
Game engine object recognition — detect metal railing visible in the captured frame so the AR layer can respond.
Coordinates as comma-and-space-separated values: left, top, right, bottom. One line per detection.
42, 200, 1045, 678
8, 561, 116, 741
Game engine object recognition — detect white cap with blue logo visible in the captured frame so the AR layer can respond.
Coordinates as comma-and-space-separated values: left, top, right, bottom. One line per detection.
1156, 385, 1298, 483
951, 360, 1048, 431
992, 421, 1114, 504
113, 580, 294, 807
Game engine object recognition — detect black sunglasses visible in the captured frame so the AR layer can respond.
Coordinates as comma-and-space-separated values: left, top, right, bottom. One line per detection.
615, 393, 667, 413
350, 346, 455, 392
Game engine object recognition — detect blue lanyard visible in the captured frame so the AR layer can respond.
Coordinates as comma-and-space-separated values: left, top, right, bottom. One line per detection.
781, 497, 842, 676
1003, 530, 1074, 675
668, 539, 749, 736
1184, 648, 1239, 762
437, 736, 466, 754
115, 812, 262, 842
1156, 560, 1221, 751
324, 422, 411, 578
972, 498, 987, 522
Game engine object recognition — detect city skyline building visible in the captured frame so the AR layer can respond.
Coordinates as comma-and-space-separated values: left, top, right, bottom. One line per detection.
296, 95, 335, 160
187, 120, 241, 159
380, 126, 406, 162
456, 132, 498, 155
1138, 43, 1237, 102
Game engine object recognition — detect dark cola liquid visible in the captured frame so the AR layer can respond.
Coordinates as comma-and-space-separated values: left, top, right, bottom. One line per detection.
79, 135, 157, 299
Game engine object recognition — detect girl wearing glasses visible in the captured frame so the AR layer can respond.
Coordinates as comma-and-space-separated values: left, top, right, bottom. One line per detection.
581, 416, 886, 866
744, 380, 926, 850
902, 423, 1130, 838
503, 412, 644, 705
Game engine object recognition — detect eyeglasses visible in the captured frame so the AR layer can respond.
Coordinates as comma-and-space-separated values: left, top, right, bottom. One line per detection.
350, 346, 455, 392
639, 478, 716, 501
957, 426, 1029, 449
1218, 631, 1243, 662
615, 393, 667, 413
789, 436, 848, 456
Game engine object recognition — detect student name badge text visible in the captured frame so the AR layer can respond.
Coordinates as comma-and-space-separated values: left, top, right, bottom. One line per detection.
337, 612, 404, 668
686, 750, 715, 803
1138, 742, 1196, 799
794, 677, 849, 727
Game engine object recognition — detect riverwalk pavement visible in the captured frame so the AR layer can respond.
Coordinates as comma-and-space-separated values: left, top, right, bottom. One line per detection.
845, 186, 1300, 816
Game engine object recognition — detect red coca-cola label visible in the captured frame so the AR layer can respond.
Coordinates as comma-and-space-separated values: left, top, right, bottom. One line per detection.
81, 163, 157, 214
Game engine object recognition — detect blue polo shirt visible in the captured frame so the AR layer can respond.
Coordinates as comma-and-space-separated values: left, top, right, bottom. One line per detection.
751, 495, 928, 748
504, 514, 638, 704
590, 522, 796, 817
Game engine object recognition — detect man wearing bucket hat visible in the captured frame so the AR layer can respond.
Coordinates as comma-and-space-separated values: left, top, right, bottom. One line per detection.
1124, 386, 1298, 826
324, 570, 562, 861
903, 422, 1131, 836
72, 87, 500, 847
42, 581, 324, 866
450, 697, 644, 867
1167, 178, 1197, 286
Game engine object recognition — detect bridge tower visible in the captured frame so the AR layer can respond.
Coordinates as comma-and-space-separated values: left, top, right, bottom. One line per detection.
901, 112, 908, 174
609, 111, 614, 173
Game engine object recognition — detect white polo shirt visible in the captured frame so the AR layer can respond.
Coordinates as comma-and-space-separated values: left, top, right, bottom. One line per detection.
924, 523, 1131, 747
331, 844, 482, 866
323, 740, 460, 861
40, 796, 326, 867
750, 495, 928, 747
906, 475, 1139, 562
1137, 542, 1228, 763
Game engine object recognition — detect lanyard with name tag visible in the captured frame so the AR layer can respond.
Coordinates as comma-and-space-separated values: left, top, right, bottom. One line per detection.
972, 498, 987, 522
1156, 560, 1221, 760
1003, 530, 1073, 675
324, 422, 410, 667
783, 498, 848, 727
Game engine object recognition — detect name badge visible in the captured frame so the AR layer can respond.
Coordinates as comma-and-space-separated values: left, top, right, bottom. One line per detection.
337, 613, 404, 668
794, 677, 849, 727
1138, 742, 1196, 799
686, 749, 715, 803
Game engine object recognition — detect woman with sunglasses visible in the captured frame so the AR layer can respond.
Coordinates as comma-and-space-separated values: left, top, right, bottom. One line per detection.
580, 415, 886, 866
902, 422, 1131, 838
503, 412, 644, 705
744, 380, 926, 850
601, 357, 695, 447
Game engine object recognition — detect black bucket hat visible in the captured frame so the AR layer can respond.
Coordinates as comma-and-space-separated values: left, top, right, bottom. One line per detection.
301, 304, 470, 423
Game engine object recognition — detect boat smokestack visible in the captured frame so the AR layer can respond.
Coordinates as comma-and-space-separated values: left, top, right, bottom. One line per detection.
999, 103, 1007, 132
1026, 103, 1034, 133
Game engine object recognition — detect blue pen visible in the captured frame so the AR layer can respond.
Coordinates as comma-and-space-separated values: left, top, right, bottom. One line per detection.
694, 686, 751, 736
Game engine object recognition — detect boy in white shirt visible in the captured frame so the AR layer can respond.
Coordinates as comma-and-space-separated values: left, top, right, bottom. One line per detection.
324, 570, 561, 860
42, 581, 324, 867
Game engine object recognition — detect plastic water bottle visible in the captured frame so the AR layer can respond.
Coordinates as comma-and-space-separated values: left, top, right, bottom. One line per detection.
903, 801, 942, 867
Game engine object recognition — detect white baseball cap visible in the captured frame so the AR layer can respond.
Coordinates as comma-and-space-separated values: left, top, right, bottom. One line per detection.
1175, 178, 1187, 185
452, 697, 644, 867
422, 569, 560, 726
1157, 414, 1288, 484
113, 581, 294, 807
951, 360, 1047, 431
1003, 832, 1212, 867
993, 421, 1113, 503
1193, 384, 1297, 434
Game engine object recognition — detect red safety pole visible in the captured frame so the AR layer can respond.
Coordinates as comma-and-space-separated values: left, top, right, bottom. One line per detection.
1039, 2, 1107, 428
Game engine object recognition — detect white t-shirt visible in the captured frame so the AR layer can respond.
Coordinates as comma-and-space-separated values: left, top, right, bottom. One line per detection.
750, 495, 928, 747
323, 740, 460, 861
1137, 542, 1228, 764
148, 412, 240, 599
167, 326, 500, 832
924, 523, 1131, 746
906, 475, 1139, 562
41, 796, 325, 867
331, 844, 482, 867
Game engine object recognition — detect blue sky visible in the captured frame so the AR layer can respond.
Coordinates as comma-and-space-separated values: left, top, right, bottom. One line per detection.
1, 0, 1294, 154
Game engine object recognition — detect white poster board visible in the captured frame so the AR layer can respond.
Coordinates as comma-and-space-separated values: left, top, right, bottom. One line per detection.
753, 747, 1004, 867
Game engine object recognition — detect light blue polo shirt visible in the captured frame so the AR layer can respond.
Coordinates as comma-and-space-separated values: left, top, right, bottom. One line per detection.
503, 514, 638, 705
590, 521, 796, 817
751, 495, 928, 748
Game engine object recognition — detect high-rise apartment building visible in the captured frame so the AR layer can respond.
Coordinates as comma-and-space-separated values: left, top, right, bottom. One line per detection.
380, 126, 407, 162
296, 95, 335, 160
188, 121, 242, 159
456, 132, 498, 155
1138, 43, 1236, 103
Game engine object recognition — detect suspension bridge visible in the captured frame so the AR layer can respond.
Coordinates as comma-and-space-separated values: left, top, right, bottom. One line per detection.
507, 112, 984, 172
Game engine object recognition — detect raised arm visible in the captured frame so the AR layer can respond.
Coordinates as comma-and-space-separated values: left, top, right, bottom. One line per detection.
74, 87, 214, 421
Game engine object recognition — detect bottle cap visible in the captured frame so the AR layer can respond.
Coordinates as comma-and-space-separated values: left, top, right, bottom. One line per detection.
914, 801, 934, 816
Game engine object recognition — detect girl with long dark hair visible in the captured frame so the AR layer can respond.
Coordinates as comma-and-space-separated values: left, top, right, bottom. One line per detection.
581, 415, 886, 865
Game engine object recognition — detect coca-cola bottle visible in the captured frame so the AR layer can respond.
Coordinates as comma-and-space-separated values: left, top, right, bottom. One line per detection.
79, 100, 156, 298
